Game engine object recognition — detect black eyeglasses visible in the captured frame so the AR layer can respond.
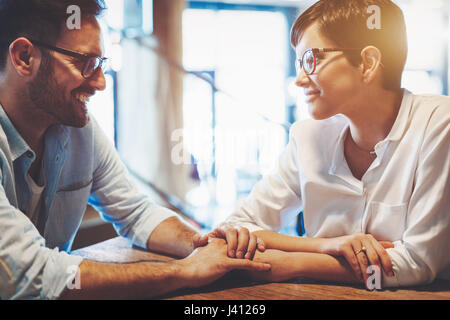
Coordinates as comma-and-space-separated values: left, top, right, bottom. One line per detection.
31, 39, 108, 79
296, 48, 361, 75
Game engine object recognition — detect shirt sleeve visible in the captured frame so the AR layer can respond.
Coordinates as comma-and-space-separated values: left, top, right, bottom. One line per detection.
382, 105, 450, 287
88, 117, 177, 249
0, 183, 83, 300
225, 124, 302, 233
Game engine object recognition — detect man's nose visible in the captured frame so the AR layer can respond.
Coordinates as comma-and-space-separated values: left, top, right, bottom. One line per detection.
88, 68, 107, 92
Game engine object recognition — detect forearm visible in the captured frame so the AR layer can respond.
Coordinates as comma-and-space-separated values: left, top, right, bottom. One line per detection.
250, 249, 361, 284
253, 230, 325, 253
60, 259, 189, 299
61, 238, 272, 299
146, 216, 200, 258
289, 252, 360, 283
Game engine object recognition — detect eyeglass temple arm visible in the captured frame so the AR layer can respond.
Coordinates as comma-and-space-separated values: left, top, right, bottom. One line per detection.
30, 39, 91, 60
319, 48, 362, 53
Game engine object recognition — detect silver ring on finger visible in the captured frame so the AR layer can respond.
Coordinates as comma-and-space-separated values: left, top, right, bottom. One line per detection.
355, 246, 367, 255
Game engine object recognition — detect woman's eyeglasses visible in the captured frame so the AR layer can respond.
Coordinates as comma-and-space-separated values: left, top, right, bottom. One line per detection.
295, 48, 361, 75
31, 39, 108, 79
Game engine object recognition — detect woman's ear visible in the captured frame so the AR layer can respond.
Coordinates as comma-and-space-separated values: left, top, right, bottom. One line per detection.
360, 46, 382, 84
9, 37, 39, 77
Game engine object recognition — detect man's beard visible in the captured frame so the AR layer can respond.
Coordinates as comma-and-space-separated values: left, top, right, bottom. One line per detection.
27, 53, 89, 128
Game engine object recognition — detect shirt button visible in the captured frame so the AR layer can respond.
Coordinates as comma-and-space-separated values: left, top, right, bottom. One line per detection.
26, 151, 33, 158
56, 155, 60, 162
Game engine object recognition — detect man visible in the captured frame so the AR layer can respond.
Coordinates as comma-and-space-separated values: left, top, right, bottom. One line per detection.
0, 0, 268, 300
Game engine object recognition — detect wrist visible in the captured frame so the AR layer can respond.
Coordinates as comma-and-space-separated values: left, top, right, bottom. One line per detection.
160, 260, 193, 291
315, 238, 329, 254
173, 258, 196, 288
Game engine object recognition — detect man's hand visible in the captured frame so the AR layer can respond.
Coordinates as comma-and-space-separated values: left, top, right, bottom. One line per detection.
208, 222, 266, 259
178, 238, 271, 288
192, 233, 209, 249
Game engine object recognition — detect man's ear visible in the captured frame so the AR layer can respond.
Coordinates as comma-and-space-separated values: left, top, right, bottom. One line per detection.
359, 46, 382, 84
9, 38, 40, 77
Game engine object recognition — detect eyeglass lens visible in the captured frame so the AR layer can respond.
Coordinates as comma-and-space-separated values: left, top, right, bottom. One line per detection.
303, 50, 315, 74
295, 49, 316, 75
82, 57, 104, 78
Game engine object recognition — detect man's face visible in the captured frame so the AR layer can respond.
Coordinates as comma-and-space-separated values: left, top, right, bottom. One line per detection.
294, 22, 363, 120
27, 17, 106, 128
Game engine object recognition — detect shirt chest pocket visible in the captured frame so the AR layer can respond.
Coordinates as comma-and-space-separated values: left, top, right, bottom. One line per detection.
45, 180, 93, 250
368, 202, 407, 242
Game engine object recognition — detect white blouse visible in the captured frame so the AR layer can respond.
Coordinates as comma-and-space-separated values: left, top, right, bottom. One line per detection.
227, 90, 450, 287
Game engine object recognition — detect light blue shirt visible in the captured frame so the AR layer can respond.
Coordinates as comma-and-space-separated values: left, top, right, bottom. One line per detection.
0, 104, 176, 299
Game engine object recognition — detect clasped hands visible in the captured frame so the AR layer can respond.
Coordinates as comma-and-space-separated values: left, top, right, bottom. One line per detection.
192, 222, 266, 260
191, 223, 395, 289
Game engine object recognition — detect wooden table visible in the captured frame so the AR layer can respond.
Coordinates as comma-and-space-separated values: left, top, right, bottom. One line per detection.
72, 237, 450, 300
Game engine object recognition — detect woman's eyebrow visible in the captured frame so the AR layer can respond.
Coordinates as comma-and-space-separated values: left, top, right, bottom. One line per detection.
297, 48, 309, 58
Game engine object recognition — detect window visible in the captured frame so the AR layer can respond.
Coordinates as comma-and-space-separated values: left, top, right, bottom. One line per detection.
87, 13, 117, 145
400, 1, 448, 95
182, 3, 296, 230
88, 73, 116, 144
89, 0, 155, 146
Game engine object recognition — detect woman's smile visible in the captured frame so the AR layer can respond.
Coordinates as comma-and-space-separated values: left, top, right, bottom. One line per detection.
305, 89, 321, 102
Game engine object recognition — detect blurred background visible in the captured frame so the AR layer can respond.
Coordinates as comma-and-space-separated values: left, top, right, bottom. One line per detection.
73, 0, 450, 249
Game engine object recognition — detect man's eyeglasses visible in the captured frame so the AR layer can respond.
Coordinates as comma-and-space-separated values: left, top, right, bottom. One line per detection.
31, 39, 108, 79
295, 48, 361, 75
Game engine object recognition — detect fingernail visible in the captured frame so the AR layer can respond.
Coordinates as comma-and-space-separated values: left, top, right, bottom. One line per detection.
236, 250, 243, 259
229, 250, 235, 257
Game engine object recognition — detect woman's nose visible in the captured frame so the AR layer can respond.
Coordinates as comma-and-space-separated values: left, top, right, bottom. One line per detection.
295, 68, 310, 88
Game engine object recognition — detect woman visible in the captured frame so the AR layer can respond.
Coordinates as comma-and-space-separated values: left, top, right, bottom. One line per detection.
216, 0, 450, 289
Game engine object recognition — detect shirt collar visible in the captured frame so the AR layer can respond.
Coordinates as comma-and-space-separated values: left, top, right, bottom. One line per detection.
384, 89, 412, 142
331, 88, 412, 156
328, 89, 413, 184
0, 103, 71, 162
0, 103, 32, 161
328, 122, 365, 191
45, 123, 70, 149
329, 120, 349, 175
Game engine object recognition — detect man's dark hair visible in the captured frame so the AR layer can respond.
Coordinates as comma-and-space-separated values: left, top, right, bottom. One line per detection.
291, 0, 407, 91
0, 0, 105, 71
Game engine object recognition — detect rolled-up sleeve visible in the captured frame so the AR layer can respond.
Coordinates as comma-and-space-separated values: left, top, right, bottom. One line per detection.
226, 124, 302, 233
88, 118, 177, 249
0, 188, 83, 300
382, 105, 450, 287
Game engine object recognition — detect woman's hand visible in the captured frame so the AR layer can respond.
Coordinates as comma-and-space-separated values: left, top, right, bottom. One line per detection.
208, 222, 266, 259
319, 234, 395, 288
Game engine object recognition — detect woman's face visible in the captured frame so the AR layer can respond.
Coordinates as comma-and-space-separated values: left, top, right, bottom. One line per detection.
295, 22, 364, 120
